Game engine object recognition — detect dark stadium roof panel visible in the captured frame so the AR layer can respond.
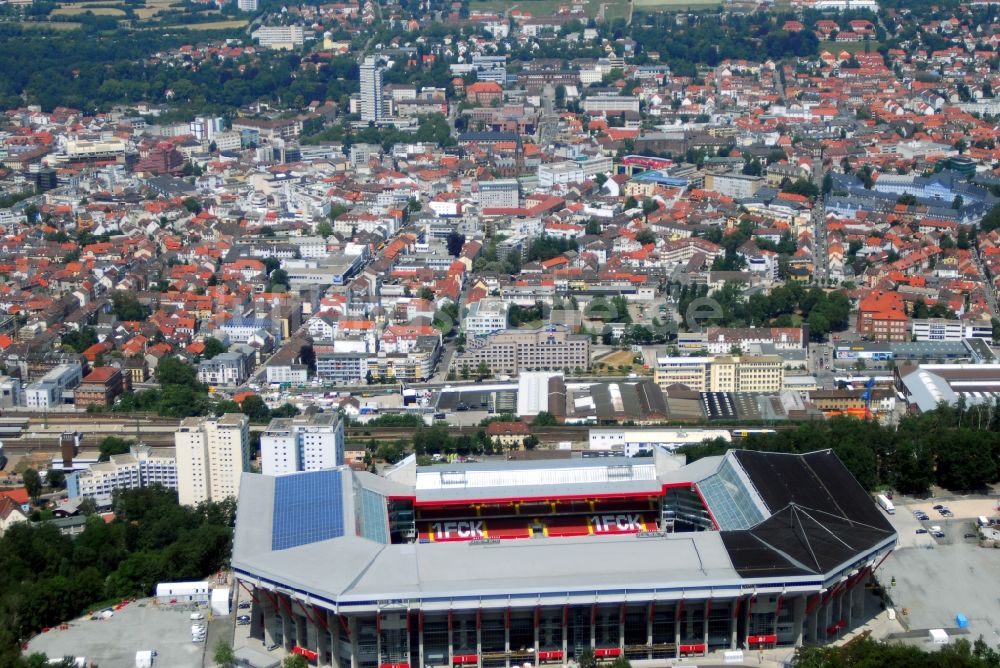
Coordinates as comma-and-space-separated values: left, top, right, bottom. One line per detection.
733, 449, 893, 533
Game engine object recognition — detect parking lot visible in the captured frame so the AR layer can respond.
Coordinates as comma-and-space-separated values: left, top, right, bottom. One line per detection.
881, 498, 1000, 644
26, 599, 209, 668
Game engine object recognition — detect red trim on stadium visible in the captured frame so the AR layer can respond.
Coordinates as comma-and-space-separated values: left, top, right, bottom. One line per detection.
293, 646, 319, 660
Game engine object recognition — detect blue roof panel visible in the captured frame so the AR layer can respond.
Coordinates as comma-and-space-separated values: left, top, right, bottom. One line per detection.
271, 469, 345, 551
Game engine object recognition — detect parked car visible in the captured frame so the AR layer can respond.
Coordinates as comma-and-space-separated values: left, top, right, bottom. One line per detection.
932, 504, 944, 510
237, 615, 250, 623
964, 533, 978, 539
238, 601, 251, 609
915, 529, 928, 534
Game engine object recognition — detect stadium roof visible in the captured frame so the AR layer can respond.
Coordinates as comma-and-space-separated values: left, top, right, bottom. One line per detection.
233, 450, 895, 613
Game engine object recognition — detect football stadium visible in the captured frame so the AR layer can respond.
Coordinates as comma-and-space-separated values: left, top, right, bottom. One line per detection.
232, 449, 897, 666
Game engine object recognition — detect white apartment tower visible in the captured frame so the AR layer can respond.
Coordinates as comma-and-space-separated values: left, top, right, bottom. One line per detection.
237, 0, 258, 11
260, 413, 344, 476
175, 413, 250, 505
360, 56, 385, 122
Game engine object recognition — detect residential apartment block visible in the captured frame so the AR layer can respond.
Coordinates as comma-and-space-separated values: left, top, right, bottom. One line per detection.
704, 172, 764, 199
260, 413, 344, 476
450, 326, 590, 375
197, 344, 256, 387
66, 445, 177, 506
174, 414, 250, 506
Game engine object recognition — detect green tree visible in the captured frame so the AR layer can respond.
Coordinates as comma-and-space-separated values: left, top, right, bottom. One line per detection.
157, 357, 198, 386
98, 436, 134, 462
523, 435, 539, 450
46, 469, 65, 489
532, 411, 558, 427
61, 327, 98, 354
446, 231, 466, 257
316, 220, 333, 237
982, 202, 1000, 232
283, 655, 309, 668
23, 468, 42, 500
213, 639, 235, 667
578, 648, 597, 668
271, 403, 301, 418
268, 269, 289, 292
240, 395, 271, 423
202, 337, 228, 360
111, 292, 150, 321
475, 361, 491, 380
182, 197, 202, 214
213, 400, 242, 416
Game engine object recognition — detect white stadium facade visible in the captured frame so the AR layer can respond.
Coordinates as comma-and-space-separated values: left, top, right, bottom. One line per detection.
232, 449, 896, 666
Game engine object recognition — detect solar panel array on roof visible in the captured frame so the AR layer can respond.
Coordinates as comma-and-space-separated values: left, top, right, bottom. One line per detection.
701, 392, 736, 419
271, 469, 345, 551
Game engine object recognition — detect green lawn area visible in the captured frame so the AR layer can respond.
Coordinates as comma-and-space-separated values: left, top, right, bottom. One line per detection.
470, 0, 578, 14
819, 40, 881, 54
16, 20, 82, 29
52, 6, 125, 15
633, 0, 721, 8
163, 18, 248, 29
601, 0, 629, 21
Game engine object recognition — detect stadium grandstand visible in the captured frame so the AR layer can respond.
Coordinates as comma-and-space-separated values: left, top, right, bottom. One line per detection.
232, 449, 896, 666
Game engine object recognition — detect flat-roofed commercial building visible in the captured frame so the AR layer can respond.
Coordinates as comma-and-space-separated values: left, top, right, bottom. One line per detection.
654, 355, 784, 393
911, 318, 992, 343
897, 363, 1000, 412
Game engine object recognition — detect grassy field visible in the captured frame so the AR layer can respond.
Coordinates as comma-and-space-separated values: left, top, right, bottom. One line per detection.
56, 0, 124, 6
602, 1, 629, 21
470, 0, 581, 15
16, 20, 82, 29
633, 0, 721, 8
52, 6, 125, 15
133, 0, 181, 19
593, 349, 649, 375
164, 17, 248, 29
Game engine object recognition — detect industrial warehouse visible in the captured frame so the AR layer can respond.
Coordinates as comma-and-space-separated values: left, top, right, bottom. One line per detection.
232, 449, 897, 667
